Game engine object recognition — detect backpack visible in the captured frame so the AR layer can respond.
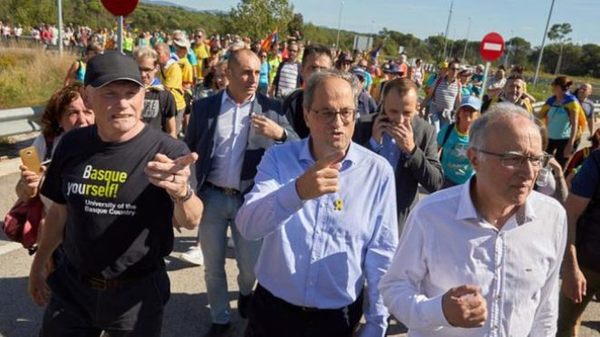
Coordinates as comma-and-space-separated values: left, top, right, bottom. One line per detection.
428, 77, 462, 115
2, 136, 53, 254
438, 123, 455, 161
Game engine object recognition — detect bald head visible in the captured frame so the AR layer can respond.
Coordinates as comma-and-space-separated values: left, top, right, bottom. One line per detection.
469, 103, 539, 150
227, 49, 259, 71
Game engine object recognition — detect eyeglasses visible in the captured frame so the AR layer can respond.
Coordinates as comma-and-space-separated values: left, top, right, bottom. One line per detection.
289, 49, 299, 53
475, 149, 550, 168
450, 67, 460, 71
310, 108, 356, 123
139, 66, 156, 73
309, 65, 329, 72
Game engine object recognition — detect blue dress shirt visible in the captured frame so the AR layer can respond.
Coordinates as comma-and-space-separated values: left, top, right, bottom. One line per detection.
369, 133, 411, 170
207, 90, 255, 190
236, 139, 399, 337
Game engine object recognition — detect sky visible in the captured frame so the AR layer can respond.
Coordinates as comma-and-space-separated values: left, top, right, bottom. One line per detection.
167, 0, 600, 46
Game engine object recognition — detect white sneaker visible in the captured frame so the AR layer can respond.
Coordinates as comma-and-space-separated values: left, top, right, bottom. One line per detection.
180, 246, 204, 266
227, 237, 235, 249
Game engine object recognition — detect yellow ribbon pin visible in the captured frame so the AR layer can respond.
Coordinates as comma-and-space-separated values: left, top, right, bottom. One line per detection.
334, 199, 344, 211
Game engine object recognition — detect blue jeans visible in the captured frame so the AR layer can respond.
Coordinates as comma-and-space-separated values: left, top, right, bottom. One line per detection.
198, 186, 262, 324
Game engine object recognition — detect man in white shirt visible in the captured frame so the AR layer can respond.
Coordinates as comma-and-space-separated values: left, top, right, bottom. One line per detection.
380, 102, 567, 337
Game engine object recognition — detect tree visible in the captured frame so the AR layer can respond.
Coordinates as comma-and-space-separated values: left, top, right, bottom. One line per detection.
547, 23, 572, 74
287, 12, 303, 37
425, 35, 447, 62
580, 44, 600, 78
226, 0, 294, 40
504, 37, 531, 68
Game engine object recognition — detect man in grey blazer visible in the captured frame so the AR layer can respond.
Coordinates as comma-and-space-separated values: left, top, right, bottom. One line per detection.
184, 49, 298, 337
368, 78, 443, 231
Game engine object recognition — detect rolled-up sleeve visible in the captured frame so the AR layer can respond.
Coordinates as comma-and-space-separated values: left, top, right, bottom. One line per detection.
529, 209, 567, 337
361, 171, 399, 337
379, 210, 451, 330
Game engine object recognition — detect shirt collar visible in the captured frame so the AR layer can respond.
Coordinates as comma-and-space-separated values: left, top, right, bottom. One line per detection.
299, 138, 359, 171
456, 176, 537, 226
222, 88, 255, 107
164, 58, 176, 70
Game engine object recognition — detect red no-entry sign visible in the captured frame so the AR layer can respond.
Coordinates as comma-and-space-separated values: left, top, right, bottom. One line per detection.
480, 32, 505, 62
101, 0, 139, 16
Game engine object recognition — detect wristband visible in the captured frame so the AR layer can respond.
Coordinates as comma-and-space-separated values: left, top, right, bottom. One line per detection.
170, 183, 194, 203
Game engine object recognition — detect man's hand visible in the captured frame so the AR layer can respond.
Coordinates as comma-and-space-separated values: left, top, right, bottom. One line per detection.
562, 264, 587, 303
371, 114, 390, 144
296, 151, 344, 200
385, 117, 416, 153
251, 114, 285, 140
144, 152, 198, 199
442, 285, 488, 328
29, 263, 51, 306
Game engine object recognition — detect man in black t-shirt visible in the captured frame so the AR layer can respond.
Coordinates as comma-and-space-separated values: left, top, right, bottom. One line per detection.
134, 46, 178, 138
28, 52, 204, 337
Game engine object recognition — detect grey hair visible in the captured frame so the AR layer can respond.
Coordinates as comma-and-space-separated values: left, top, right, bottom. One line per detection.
154, 43, 170, 57
303, 69, 359, 110
468, 102, 535, 149
133, 46, 158, 64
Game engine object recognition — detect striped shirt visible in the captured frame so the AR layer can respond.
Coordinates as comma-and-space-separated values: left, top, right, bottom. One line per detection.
276, 61, 299, 97
432, 78, 460, 113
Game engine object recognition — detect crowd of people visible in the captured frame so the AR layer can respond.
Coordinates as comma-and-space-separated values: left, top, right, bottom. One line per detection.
8, 23, 600, 337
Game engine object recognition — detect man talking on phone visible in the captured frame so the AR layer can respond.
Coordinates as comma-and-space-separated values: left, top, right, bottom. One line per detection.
368, 78, 443, 230
28, 52, 204, 337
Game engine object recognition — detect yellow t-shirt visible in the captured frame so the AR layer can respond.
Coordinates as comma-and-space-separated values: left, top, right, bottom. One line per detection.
193, 43, 210, 79
159, 60, 186, 111
177, 57, 194, 87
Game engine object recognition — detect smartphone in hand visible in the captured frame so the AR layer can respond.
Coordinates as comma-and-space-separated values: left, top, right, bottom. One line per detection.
19, 146, 42, 173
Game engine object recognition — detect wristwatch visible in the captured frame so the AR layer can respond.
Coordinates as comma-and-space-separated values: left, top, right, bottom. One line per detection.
276, 129, 288, 143
170, 183, 194, 203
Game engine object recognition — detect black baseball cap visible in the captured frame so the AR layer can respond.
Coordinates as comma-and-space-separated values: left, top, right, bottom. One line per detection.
84, 52, 143, 88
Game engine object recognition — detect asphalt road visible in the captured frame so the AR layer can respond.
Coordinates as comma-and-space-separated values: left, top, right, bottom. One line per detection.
0, 161, 598, 337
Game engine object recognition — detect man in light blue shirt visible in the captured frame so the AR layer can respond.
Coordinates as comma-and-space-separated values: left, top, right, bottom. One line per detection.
236, 69, 398, 337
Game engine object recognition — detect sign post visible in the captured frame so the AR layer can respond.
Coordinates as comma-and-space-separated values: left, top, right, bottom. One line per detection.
479, 32, 505, 99
100, 0, 139, 53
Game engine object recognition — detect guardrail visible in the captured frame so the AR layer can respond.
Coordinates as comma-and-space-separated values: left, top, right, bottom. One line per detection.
0, 106, 44, 138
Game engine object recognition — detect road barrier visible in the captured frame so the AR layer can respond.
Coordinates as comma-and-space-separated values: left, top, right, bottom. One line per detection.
0, 106, 44, 138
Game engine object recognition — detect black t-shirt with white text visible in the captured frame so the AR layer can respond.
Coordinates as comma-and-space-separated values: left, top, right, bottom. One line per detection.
142, 87, 176, 132
41, 125, 194, 279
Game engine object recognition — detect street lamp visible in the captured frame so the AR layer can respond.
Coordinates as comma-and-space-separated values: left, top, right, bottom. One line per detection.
533, 0, 557, 86
335, 1, 344, 49
57, 0, 63, 55
441, 0, 454, 60
462, 17, 471, 61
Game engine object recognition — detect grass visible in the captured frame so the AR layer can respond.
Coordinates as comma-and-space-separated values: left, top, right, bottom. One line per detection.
523, 71, 600, 102
0, 45, 76, 109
